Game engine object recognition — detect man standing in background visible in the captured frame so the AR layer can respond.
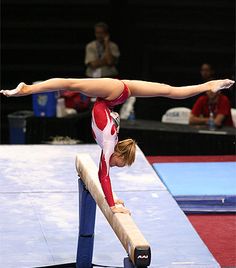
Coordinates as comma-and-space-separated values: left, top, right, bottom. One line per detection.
85, 22, 120, 78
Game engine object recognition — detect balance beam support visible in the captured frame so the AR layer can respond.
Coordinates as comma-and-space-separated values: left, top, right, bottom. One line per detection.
124, 257, 135, 268
76, 179, 96, 268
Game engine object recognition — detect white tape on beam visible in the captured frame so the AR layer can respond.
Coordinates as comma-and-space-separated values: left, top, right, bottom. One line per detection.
75, 153, 151, 266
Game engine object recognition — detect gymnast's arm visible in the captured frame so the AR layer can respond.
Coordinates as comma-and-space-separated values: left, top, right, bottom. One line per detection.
98, 147, 115, 207
99, 142, 130, 214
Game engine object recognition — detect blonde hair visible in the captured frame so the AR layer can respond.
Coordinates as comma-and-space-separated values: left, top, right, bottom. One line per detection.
114, 139, 136, 166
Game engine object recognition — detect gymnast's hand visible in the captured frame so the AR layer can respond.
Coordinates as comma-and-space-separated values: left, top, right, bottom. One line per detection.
0, 82, 26, 97
111, 205, 131, 215
114, 198, 124, 206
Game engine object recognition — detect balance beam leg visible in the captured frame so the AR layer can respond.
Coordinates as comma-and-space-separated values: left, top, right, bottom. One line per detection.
124, 257, 135, 268
76, 179, 97, 268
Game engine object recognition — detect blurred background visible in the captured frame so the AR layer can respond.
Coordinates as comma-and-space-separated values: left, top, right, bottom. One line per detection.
0, 0, 235, 150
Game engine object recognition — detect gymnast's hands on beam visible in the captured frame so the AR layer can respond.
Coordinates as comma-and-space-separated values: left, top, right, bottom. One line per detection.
114, 198, 124, 206
110, 198, 131, 215
111, 205, 131, 215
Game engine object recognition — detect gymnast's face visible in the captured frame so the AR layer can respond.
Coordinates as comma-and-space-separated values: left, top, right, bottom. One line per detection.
110, 153, 126, 168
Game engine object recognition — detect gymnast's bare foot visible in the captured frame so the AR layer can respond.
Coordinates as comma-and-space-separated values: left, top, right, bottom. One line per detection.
111, 205, 131, 215
208, 79, 235, 93
0, 82, 26, 97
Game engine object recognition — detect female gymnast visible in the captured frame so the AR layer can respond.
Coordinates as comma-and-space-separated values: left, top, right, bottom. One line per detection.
1, 78, 234, 214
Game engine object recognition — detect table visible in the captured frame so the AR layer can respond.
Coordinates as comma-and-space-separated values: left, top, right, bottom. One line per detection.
25, 116, 236, 155
26, 111, 93, 144
119, 120, 236, 155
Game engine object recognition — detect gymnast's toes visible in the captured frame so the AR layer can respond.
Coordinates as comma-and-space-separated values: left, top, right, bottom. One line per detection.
0, 82, 26, 97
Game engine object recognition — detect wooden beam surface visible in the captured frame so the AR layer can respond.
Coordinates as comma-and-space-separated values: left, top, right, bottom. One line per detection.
75, 153, 151, 267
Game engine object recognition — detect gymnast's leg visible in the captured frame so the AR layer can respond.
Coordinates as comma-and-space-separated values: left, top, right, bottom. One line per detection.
0, 78, 124, 100
1, 77, 234, 99
122, 79, 234, 99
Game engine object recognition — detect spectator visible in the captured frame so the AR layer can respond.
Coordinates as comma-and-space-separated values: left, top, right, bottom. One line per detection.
85, 22, 120, 78
200, 63, 215, 82
189, 91, 233, 127
189, 63, 233, 127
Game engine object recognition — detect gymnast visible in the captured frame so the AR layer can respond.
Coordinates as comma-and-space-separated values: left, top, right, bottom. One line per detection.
1, 78, 234, 214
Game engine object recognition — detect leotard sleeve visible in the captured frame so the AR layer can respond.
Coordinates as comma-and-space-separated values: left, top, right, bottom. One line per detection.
98, 141, 116, 207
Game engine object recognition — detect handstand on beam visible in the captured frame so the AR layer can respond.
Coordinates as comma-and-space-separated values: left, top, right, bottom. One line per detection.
75, 153, 151, 267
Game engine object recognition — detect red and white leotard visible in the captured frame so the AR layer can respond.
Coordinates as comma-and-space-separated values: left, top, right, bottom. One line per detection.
91, 81, 129, 207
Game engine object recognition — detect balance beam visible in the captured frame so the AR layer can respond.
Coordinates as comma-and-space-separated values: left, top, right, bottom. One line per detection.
76, 153, 151, 267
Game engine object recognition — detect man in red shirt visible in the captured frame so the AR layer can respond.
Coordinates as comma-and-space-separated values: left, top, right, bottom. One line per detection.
189, 91, 233, 127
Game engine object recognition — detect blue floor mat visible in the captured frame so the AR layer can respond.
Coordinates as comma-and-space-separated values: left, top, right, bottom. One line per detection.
153, 162, 236, 213
153, 162, 236, 196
